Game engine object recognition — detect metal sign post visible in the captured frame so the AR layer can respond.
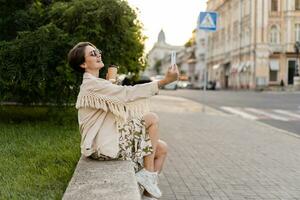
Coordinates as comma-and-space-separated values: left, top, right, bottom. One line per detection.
197, 11, 218, 112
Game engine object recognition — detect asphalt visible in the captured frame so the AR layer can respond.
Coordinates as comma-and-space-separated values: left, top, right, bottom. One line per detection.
150, 95, 300, 200
159, 90, 300, 136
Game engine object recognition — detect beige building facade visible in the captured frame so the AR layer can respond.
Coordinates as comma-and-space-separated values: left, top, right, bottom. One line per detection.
145, 30, 183, 77
206, 0, 300, 89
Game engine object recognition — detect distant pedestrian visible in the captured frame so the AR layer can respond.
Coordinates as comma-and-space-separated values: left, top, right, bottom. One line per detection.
68, 42, 179, 199
280, 79, 284, 91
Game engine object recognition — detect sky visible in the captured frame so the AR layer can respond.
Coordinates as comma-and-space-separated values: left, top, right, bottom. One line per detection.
126, 0, 207, 53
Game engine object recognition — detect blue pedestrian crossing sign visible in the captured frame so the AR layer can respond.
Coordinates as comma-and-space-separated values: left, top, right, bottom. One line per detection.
198, 12, 218, 32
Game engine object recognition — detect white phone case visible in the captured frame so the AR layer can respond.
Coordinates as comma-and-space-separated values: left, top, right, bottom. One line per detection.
171, 51, 176, 65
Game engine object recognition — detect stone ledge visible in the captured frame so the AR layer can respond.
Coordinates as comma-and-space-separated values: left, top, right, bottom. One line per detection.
63, 156, 141, 200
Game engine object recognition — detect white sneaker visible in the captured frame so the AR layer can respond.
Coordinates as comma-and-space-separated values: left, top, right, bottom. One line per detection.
142, 195, 157, 200
136, 169, 161, 198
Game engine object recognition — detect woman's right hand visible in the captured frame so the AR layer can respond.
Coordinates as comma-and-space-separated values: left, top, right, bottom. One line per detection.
158, 64, 179, 88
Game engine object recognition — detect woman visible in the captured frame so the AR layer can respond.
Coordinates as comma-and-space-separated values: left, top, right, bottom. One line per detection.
68, 42, 179, 199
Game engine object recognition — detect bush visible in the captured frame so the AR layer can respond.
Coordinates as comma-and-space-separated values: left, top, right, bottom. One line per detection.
0, 0, 146, 105
0, 23, 78, 104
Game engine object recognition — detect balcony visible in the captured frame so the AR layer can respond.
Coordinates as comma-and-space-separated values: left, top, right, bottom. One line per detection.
269, 44, 283, 53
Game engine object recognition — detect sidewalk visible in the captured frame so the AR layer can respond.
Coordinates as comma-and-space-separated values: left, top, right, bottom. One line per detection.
150, 95, 300, 200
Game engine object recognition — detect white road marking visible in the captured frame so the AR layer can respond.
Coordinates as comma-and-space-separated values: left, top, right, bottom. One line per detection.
220, 107, 258, 120
273, 109, 300, 119
245, 108, 290, 121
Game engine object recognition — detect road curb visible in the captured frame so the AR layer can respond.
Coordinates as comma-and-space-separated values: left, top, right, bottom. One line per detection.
255, 120, 300, 139
150, 95, 224, 115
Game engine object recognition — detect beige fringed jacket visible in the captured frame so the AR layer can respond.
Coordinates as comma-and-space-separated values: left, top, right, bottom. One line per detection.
75, 72, 159, 158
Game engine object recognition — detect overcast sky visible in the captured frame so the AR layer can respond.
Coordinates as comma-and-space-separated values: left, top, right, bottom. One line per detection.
127, 0, 207, 53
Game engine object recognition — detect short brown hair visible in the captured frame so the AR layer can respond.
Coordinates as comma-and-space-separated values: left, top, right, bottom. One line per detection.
67, 42, 96, 73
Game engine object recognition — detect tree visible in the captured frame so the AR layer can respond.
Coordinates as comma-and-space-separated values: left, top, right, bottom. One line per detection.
184, 29, 196, 48
0, 0, 34, 40
47, 0, 146, 74
0, 24, 73, 104
0, 0, 146, 104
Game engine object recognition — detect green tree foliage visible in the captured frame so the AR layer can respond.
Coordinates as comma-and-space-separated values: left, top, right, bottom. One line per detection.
0, 0, 55, 41
0, 24, 75, 104
48, 0, 146, 74
0, 0, 146, 104
0, 0, 34, 40
184, 29, 196, 48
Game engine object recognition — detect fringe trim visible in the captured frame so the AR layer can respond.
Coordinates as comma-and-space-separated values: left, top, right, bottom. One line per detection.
76, 92, 150, 124
126, 99, 150, 120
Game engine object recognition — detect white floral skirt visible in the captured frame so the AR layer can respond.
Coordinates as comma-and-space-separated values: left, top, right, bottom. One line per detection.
89, 118, 153, 172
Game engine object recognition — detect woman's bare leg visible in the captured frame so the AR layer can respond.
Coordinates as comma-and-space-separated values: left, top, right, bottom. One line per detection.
141, 113, 168, 198
154, 140, 168, 173
143, 112, 159, 172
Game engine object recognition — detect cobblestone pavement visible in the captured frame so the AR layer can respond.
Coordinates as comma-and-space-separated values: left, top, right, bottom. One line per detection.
150, 95, 300, 200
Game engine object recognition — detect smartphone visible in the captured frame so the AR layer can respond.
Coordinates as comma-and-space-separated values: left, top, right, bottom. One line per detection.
171, 51, 176, 66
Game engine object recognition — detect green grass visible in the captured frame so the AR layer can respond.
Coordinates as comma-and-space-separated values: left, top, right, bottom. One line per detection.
0, 105, 81, 200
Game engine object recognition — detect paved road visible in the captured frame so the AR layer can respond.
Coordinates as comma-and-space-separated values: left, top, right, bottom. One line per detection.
159, 90, 300, 135
151, 95, 300, 200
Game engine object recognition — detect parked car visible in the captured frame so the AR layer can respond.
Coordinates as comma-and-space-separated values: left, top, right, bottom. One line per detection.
164, 81, 178, 90
199, 81, 216, 90
134, 75, 152, 84
120, 75, 152, 86
207, 81, 216, 90
151, 75, 164, 82
177, 81, 193, 89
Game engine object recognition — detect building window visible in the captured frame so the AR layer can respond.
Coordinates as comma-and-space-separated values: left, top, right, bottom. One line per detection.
200, 55, 205, 62
270, 25, 279, 44
295, 24, 300, 42
200, 39, 205, 47
271, 0, 278, 11
270, 71, 278, 81
296, 0, 300, 10
269, 59, 279, 82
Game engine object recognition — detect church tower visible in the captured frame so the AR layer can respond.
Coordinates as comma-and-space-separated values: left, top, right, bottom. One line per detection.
157, 29, 166, 44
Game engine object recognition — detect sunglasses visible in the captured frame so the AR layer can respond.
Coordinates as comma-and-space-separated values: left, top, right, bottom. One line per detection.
86, 49, 102, 57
